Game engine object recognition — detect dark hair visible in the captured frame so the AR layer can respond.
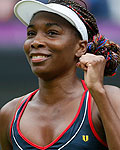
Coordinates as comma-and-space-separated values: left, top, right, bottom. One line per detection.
48, 0, 120, 76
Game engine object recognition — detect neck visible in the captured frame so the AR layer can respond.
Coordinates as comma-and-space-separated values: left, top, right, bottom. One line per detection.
37, 71, 82, 105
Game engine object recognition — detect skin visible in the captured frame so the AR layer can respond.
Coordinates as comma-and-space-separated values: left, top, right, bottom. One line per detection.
0, 12, 120, 150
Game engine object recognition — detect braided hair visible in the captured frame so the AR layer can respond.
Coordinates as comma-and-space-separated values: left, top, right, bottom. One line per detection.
48, 0, 120, 76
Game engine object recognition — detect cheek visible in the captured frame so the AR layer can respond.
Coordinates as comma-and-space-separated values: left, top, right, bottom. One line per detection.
50, 37, 77, 64
48, 36, 75, 52
23, 40, 32, 64
53, 42, 76, 66
24, 39, 31, 55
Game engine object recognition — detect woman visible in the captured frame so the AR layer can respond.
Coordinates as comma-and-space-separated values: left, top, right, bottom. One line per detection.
0, 0, 120, 149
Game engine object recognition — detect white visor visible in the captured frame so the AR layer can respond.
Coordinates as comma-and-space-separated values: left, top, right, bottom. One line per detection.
14, 0, 88, 41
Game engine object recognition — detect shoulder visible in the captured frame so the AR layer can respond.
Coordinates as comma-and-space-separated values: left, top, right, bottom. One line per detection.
104, 84, 120, 91
0, 94, 27, 149
0, 91, 33, 122
0, 96, 23, 122
104, 84, 120, 99
0, 95, 26, 121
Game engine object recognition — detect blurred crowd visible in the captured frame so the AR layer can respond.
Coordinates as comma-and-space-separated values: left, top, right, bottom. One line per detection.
0, 0, 48, 22
0, 0, 120, 23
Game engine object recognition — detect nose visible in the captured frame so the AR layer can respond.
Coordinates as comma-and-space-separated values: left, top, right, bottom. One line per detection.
30, 35, 46, 49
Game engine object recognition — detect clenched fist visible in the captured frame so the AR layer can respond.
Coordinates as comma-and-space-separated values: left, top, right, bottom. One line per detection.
77, 53, 106, 90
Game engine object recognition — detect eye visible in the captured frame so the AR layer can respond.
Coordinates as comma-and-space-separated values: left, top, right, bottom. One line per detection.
47, 30, 59, 36
27, 30, 36, 37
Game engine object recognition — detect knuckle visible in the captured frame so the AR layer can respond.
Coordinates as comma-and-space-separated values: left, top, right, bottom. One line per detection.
99, 55, 105, 59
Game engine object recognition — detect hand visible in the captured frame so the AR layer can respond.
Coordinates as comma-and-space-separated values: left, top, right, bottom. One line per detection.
76, 53, 106, 90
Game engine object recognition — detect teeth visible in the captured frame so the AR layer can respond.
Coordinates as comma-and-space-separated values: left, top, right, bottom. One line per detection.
32, 55, 48, 59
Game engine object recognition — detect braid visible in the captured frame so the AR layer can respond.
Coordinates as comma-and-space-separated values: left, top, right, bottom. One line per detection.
48, 0, 120, 76
88, 34, 120, 76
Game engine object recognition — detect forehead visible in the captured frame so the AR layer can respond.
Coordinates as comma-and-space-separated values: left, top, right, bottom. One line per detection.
30, 11, 75, 28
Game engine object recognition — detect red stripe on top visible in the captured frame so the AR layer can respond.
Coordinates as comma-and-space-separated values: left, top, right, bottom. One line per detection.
16, 88, 87, 150
81, 80, 88, 91
88, 93, 108, 147
9, 99, 26, 144
9, 90, 39, 144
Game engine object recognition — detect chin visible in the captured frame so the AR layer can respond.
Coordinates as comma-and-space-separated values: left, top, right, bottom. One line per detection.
32, 68, 55, 81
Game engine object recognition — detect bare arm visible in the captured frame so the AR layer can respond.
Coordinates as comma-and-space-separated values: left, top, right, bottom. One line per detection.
0, 103, 14, 150
78, 53, 120, 150
0, 109, 12, 150
90, 85, 120, 150
0, 96, 24, 150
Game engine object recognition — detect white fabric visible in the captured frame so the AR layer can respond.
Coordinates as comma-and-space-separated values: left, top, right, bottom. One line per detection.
14, 0, 88, 41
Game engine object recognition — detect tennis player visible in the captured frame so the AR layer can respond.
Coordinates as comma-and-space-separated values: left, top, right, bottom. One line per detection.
0, 0, 120, 149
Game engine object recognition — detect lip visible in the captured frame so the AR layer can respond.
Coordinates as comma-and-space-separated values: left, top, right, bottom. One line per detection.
31, 56, 50, 63
30, 53, 51, 63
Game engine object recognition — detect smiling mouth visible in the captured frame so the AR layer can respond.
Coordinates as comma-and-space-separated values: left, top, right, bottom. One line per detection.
31, 55, 51, 63
32, 55, 49, 59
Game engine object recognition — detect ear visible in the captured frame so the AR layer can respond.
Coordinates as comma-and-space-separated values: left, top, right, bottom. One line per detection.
75, 40, 87, 57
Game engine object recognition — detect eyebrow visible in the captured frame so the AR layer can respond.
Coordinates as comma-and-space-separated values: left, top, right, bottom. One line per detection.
45, 22, 61, 28
27, 24, 34, 30
27, 22, 61, 30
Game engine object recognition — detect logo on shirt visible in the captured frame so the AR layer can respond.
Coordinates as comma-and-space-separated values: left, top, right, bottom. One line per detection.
82, 135, 89, 142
